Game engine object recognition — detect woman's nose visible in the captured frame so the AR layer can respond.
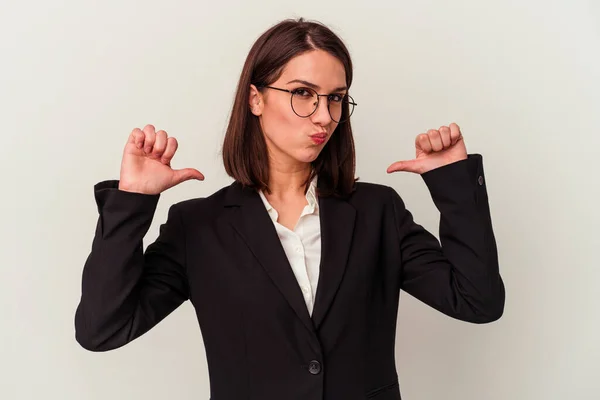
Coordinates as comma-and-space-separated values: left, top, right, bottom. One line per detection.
311, 96, 332, 125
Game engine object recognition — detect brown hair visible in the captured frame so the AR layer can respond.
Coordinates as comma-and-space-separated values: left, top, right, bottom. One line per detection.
221, 17, 358, 198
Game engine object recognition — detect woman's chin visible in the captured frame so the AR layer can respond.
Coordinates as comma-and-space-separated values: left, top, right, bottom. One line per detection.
295, 148, 322, 164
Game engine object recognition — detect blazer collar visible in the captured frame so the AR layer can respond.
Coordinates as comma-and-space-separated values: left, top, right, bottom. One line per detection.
223, 178, 356, 332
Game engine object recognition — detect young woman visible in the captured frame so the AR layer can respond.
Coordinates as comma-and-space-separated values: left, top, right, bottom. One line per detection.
75, 18, 505, 400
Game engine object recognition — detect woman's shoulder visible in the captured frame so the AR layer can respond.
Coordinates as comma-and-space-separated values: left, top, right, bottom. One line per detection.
170, 182, 236, 219
345, 180, 401, 210
353, 180, 398, 198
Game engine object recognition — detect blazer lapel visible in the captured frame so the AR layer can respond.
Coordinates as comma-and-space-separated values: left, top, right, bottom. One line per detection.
224, 182, 316, 337
311, 185, 356, 330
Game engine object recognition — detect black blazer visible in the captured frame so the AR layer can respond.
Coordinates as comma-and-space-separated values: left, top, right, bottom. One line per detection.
75, 153, 505, 400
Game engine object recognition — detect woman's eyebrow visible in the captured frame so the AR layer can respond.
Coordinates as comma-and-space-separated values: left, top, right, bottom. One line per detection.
286, 79, 348, 92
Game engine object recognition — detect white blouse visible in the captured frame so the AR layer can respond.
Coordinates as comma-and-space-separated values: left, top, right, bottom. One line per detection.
258, 176, 321, 316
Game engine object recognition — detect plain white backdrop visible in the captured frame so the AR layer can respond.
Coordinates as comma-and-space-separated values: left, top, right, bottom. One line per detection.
1, 0, 599, 399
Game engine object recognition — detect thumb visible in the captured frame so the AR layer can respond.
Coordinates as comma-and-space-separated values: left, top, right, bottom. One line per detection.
172, 168, 205, 185
386, 159, 421, 174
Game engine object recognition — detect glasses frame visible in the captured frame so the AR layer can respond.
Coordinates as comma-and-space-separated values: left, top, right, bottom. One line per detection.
258, 85, 357, 123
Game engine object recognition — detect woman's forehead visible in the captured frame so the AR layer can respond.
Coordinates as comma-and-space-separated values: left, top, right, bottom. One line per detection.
277, 50, 346, 91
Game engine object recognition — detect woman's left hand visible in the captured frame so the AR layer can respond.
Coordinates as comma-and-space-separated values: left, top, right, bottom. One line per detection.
386, 122, 468, 175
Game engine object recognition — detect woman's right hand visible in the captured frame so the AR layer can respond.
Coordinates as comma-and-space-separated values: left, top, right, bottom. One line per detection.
118, 124, 204, 195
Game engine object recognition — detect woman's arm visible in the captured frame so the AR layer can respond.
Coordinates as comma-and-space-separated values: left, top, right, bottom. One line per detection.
74, 180, 189, 351
392, 154, 505, 323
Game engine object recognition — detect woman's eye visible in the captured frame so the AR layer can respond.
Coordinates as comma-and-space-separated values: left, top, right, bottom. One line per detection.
329, 94, 344, 102
293, 88, 312, 97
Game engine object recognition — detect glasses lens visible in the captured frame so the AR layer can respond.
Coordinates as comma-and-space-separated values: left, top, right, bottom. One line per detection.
330, 94, 355, 123
291, 89, 355, 123
291, 88, 318, 117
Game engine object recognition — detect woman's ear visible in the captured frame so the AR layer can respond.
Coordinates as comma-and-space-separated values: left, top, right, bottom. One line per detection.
249, 84, 264, 116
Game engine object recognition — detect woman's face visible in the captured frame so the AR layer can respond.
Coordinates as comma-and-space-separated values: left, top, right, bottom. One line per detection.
249, 49, 347, 168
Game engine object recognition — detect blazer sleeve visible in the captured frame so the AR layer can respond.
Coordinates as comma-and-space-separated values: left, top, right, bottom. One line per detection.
391, 154, 505, 323
74, 180, 190, 351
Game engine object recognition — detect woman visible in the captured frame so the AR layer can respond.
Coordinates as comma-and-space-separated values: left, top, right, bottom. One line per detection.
75, 18, 505, 400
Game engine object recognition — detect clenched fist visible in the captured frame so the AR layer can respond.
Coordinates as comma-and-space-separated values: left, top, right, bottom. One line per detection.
118, 124, 204, 195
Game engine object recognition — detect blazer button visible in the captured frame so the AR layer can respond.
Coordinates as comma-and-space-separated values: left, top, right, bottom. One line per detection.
308, 360, 321, 375
478, 175, 484, 185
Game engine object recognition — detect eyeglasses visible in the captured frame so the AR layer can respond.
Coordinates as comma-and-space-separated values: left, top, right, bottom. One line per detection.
258, 85, 357, 123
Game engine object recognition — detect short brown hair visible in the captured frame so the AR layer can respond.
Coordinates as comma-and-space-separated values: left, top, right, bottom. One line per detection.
221, 18, 357, 198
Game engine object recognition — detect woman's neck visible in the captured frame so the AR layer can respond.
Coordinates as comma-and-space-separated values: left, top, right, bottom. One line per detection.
266, 162, 312, 200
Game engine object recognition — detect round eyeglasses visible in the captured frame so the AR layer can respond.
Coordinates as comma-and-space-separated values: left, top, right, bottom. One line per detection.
258, 85, 357, 123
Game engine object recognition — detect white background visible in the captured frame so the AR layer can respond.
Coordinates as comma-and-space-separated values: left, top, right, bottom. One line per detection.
1, 0, 599, 399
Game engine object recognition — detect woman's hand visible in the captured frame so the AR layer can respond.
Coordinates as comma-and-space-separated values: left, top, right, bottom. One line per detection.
386, 122, 468, 175
118, 124, 204, 194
